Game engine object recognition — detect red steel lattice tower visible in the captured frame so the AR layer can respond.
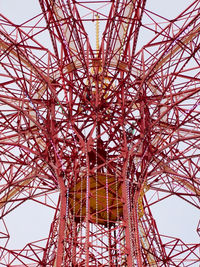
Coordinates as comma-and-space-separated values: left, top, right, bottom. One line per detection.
0, 0, 200, 266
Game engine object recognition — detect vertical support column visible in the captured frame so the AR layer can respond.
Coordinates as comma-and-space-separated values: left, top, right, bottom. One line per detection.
72, 221, 77, 265
49, 88, 67, 267
54, 142, 67, 266
121, 179, 134, 266
85, 143, 90, 267
133, 190, 143, 267
56, 181, 67, 267
121, 69, 134, 266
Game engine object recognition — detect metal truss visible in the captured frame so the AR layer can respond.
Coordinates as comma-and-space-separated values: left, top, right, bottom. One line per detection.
0, 0, 200, 266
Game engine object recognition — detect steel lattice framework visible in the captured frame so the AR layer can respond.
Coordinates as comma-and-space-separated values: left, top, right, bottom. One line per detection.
0, 0, 200, 266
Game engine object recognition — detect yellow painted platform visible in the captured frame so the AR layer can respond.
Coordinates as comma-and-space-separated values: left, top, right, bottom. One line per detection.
69, 173, 123, 225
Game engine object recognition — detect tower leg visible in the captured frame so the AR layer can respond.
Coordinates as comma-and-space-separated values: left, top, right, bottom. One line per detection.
56, 180, 66, 267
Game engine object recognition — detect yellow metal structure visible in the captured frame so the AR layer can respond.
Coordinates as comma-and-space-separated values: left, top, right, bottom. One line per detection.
68, 173, 123, 225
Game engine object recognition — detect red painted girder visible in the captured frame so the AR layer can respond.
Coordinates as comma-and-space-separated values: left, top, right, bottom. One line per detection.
39, 0, 94, 71
0, 13, 54, 54
139, 7, 200, 79
99, 0, 146, 69
0, 26, 68, 119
